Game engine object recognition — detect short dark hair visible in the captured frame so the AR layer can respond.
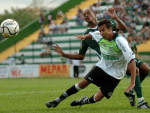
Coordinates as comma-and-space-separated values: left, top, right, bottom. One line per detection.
98, 19, 112, 29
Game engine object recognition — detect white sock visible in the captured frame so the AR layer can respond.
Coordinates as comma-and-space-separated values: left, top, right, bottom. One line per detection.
138, 97, 144, 103
75, 83, 82, 90
93, 94, 97, 102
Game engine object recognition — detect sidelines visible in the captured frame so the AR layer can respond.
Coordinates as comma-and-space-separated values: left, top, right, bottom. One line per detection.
0, 86, 150, 95
0, 64, 94, 78
0, 90, 65, 95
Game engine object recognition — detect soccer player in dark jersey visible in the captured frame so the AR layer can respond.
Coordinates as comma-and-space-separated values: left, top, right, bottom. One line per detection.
52, 8, 126, 60
45, 8, 128, 108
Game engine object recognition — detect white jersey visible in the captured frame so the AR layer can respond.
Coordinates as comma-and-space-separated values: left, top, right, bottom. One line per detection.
90, 31, 135, 79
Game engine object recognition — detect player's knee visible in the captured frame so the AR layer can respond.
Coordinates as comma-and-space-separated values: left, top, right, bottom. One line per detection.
78, 80, 90, 89
145, 64, 150, 73
143, 63, 150, 73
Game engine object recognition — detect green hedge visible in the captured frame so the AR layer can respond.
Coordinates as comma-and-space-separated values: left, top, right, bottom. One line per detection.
0, 0, 85, 52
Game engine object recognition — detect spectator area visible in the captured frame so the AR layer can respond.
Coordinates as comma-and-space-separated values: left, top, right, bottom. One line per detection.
1, 0, 150, 65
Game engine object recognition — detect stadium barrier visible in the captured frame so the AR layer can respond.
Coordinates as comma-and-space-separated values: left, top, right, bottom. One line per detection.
39, 64, 70, 77
0, 65, 39, 78
0, 64, 95, 78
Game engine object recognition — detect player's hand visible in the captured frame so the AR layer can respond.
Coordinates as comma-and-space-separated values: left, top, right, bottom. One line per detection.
53, 44, 64, 56
106, 8, 118, 19
124, 82, 135, 92
75, 35, 85, 40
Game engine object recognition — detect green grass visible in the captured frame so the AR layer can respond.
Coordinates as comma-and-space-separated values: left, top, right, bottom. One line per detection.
0, 77, 150, 113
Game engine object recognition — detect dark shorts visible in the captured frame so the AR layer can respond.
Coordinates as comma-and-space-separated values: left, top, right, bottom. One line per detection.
135, 58, 143, 68
84, 66, 120, 99
126, 58, 143, 76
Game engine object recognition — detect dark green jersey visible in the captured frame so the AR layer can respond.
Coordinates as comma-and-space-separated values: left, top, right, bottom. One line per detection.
79, 20, 117, 57
79, 26, 101, 56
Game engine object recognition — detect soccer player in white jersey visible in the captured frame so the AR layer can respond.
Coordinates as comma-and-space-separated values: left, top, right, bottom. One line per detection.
46, 19, 136, 108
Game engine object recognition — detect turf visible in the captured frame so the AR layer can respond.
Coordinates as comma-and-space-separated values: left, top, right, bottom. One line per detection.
0, 77, 150, 113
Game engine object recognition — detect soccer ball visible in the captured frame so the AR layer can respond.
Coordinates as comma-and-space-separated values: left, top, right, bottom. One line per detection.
0, 19, 19, 38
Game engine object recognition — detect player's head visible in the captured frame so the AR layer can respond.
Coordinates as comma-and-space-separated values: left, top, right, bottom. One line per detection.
82, 8, 97, 23
98, 19, 113, 39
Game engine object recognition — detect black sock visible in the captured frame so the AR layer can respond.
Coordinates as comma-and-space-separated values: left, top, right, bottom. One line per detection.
81, 95, 96, 105
58, 85, 79, 101
88, 95, 96, 104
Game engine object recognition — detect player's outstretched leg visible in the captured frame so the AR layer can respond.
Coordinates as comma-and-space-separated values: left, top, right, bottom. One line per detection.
45, 83, 81, 108
45, 80, 90, 108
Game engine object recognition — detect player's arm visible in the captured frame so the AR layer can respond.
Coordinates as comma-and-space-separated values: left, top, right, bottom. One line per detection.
62, 53, 85, 60
106, 8, 127, 32
53, 44, 85, 60
116, 37, 136, 92
76, 31, 101, 41
125, 59, 136, 92
75, 34, 92, 40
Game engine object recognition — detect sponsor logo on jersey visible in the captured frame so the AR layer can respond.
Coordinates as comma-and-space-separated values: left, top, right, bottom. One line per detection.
102, 54, 119, 60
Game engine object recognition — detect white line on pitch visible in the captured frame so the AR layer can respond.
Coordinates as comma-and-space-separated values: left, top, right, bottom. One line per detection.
0, 90, 65, 95
0, 86, 150, 95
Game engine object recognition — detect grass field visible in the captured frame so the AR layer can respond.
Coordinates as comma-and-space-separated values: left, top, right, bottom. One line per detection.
0, 77, 150, 113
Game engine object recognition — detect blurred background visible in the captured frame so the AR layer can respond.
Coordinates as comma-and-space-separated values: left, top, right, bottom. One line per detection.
0, 0, 67, 14
0, 0, 149, 78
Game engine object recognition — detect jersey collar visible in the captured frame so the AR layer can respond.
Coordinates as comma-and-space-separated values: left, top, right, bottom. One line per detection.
88, 26, 98, 29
